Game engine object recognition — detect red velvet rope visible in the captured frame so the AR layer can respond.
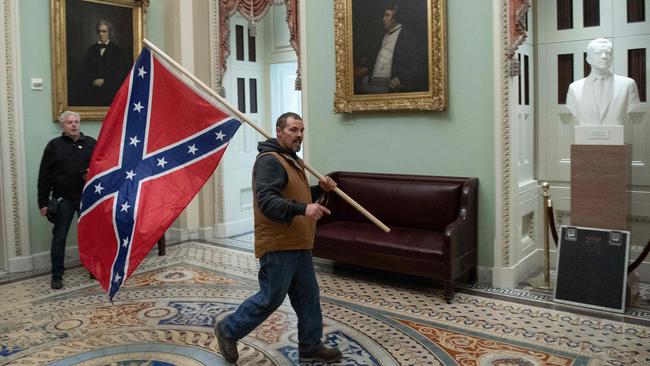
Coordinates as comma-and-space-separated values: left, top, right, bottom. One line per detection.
546, 203, 558, 246
545, 197, 650, 274
629, 239, 650, 273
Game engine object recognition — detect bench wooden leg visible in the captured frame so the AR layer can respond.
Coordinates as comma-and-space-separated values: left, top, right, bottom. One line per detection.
467, 267, 478, 283
157, 236, 166, 256
443, 281, 454, 304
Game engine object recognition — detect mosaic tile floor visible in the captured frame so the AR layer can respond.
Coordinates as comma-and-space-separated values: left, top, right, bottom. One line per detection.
1, 241, 649, 365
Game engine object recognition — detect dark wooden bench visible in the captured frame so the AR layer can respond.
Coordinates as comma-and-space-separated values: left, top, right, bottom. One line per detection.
314, 171, 478, 302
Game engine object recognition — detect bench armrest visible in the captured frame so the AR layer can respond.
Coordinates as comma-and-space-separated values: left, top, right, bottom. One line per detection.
443, 179, 478, 259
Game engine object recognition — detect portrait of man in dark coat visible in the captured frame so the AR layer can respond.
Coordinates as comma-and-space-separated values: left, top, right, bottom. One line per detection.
78, 20, 129, 106
352, 1, 429, 95
63, 0, 136, 108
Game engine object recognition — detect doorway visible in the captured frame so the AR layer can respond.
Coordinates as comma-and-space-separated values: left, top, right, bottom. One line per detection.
217, 7, 301, 237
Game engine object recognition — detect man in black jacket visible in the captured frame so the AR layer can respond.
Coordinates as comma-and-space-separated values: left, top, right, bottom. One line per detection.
38, 111, 96, 289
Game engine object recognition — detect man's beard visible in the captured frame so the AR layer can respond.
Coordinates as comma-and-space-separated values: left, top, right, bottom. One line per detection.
291, 139, 302, 152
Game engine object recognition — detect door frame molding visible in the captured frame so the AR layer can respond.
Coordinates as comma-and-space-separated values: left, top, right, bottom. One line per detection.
0, 0, 31, 272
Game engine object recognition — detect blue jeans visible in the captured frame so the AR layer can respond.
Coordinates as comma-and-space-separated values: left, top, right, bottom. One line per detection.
50, 199, 79, 280
220, 250, 324, 350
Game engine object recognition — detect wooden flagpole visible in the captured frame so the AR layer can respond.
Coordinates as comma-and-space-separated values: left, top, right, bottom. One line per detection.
143, 39, 390, 233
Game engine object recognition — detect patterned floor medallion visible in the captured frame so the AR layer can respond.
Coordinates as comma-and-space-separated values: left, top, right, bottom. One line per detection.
1, 241, 649, 365
397, 318, 571, 366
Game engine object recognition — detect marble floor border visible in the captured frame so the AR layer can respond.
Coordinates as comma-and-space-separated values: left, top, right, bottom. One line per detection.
2, 236, 649, 328
2, 240, 647, 365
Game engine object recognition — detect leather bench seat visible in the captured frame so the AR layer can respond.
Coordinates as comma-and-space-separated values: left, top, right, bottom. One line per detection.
316, 221, 445, 261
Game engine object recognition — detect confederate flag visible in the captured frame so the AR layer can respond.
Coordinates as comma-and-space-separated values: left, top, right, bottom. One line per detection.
78, 47, 241, 300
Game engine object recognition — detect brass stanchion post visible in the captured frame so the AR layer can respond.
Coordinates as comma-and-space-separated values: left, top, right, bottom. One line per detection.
528, 182, 554, 290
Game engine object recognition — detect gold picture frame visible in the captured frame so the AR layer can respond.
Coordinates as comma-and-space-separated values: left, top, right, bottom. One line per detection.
333, 0, 447, 112
51, 0, 148, 121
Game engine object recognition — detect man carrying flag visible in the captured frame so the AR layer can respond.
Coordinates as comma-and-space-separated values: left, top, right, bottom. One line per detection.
214, 112, 343, 364
78, 47, 240, 300
80, 42, 349, 363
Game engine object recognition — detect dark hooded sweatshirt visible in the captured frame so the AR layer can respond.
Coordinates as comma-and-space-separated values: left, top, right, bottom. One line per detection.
253, 139, 324, 258
253, 139, 323, 224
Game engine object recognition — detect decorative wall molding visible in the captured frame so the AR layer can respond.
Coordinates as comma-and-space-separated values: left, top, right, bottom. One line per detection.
209, 1, 228, 238
210, 0, 220, 91
298, 0, 310, 164
526, 212, 535, 241
493, 0, 536, 288
498, 0, 513, 266
213, 165, 226, 238
0, 0, 29, 264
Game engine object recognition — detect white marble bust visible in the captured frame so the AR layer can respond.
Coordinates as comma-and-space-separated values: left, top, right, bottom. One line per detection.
566, 38, 640, 126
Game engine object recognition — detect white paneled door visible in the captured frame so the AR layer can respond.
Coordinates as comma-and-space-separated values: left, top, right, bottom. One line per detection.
220, 14, 268, 237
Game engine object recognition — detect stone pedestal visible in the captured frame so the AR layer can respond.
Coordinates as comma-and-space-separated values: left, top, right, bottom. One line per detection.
571, 144, 630, 230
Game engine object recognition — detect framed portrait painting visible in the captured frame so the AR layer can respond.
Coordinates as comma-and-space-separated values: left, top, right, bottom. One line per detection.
333, 0, 447, 112
51, 0, 148, 121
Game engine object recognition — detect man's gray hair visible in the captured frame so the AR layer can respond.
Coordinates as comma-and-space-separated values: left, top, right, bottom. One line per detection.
96, 19, 113, 36
587, 38, 612, 54
58, 110, 80, 125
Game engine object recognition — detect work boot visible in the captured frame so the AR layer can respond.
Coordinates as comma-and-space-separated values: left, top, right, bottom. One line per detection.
214, 320, 238, 363
51, 278, 63, 290
299, 344, 343, 363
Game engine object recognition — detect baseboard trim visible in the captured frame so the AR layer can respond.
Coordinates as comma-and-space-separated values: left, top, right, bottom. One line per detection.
198, 226, 214, 241
214, 218, 253, 238
491, 248, 544, 288
488, 247, 650, 285
476, 266, 492, 284
8, 246, 81, 274
8, 255, 33, 273
166, 228, 201, 242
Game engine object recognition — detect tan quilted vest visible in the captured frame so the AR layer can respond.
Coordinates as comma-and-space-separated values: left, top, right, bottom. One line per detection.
253, 152, 315, 258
